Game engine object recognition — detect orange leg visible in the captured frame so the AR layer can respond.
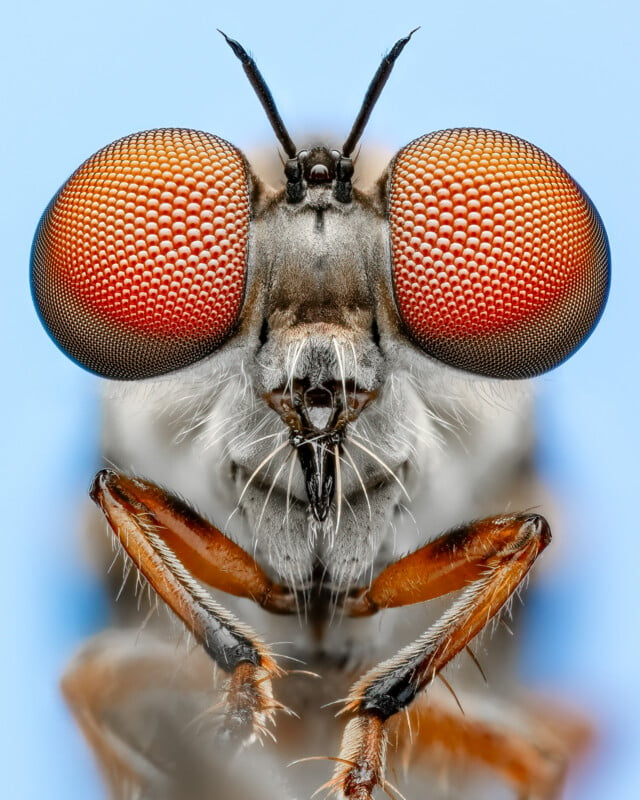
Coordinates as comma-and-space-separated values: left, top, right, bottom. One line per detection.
91, 470, 554, 796
332, 514, 551, 799
62, 630, 216, 799
386, 690, 591, 800
90, 469, 298, 743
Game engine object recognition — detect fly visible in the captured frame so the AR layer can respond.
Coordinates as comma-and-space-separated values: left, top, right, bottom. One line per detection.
31, 30, 609, 800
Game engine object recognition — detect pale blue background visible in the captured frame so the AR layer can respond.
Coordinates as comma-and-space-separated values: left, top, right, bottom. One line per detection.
2, 0, 637, 797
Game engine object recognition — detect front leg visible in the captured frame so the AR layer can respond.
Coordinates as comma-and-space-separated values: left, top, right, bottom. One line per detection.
90, 469, 298, 743
332, 514, 551, 799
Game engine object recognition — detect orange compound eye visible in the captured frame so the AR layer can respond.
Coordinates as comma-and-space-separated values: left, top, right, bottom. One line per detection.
31, 129, 250, 380
389, 129, 610, 379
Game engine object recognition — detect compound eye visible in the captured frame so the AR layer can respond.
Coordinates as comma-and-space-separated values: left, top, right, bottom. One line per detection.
31, 129, 250, 380
389, 129, 610, 379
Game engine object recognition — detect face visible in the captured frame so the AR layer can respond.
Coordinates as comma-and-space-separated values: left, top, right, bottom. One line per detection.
30, 124, 608, 583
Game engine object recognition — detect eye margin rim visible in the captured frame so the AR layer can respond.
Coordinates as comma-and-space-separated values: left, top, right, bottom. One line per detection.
386, 128, 611, 380
29, 128, 253, 382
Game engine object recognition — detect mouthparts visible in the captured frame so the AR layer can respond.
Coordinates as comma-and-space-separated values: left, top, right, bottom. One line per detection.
264, 380, 377, 522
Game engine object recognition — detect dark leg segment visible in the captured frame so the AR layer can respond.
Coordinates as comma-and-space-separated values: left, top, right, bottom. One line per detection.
90, 469, 297, 741
89, 471, 557, 797
333, 513, 551, 798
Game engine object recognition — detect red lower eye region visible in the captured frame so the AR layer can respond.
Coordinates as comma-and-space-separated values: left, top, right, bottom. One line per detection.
389, 129, 610, 378
31, 129, 250, 380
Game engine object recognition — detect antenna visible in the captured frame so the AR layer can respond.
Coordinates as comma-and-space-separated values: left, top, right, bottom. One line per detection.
342, 29, 419, 158
219, 30, 298, 159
